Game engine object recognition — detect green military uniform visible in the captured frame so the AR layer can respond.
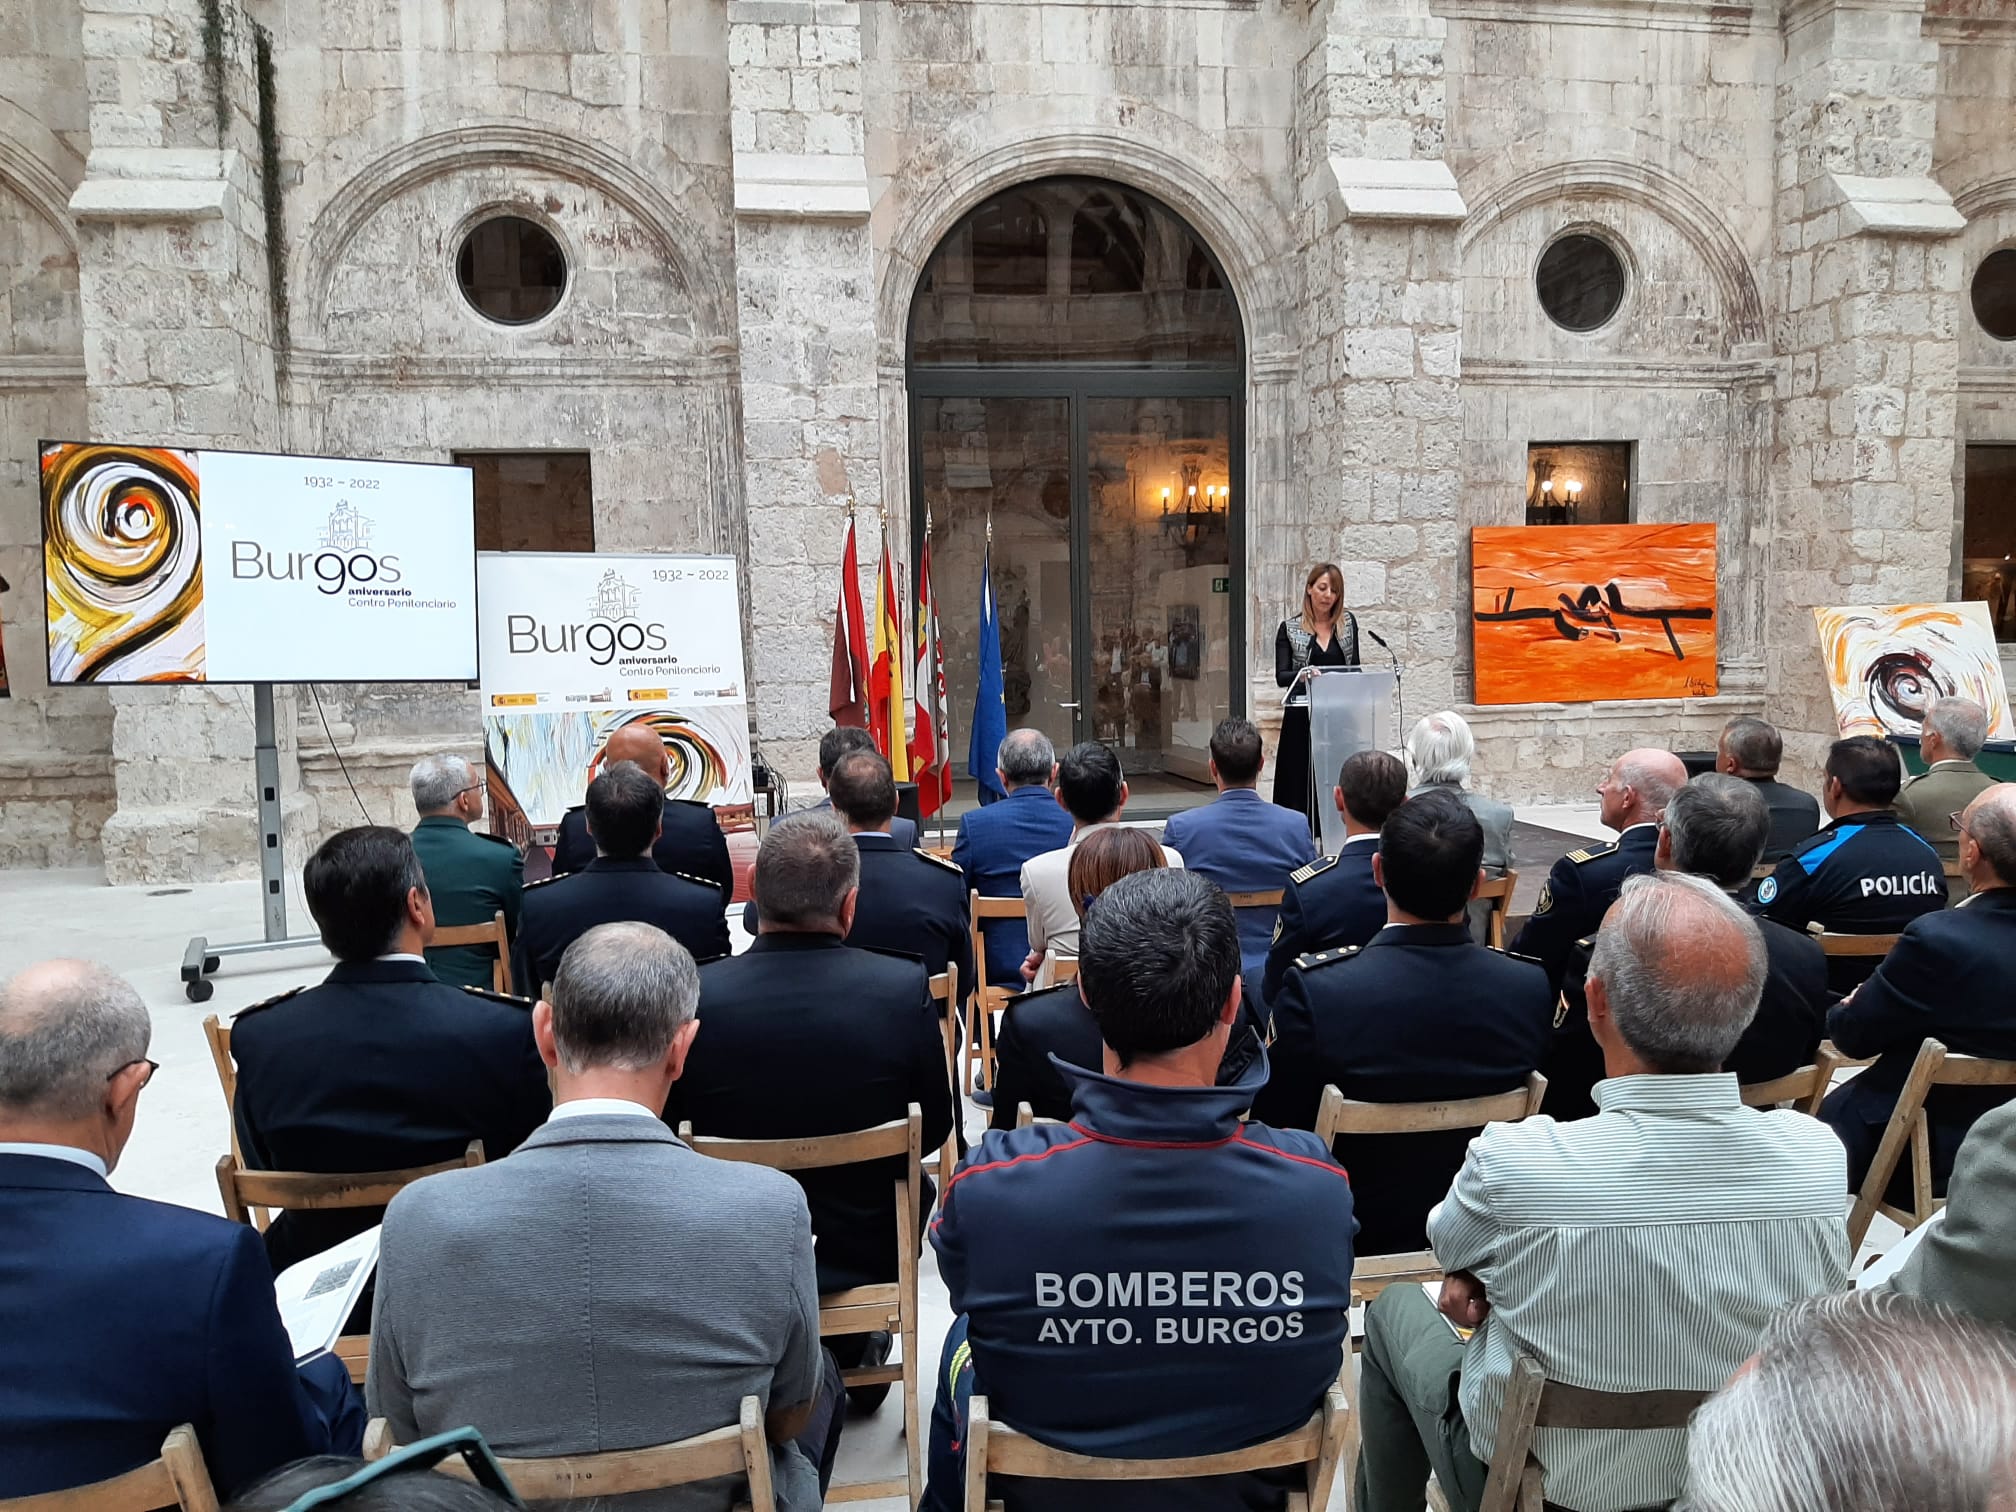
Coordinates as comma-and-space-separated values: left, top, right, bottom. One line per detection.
409, 814, 525, 989
1894, 758, 1994, 901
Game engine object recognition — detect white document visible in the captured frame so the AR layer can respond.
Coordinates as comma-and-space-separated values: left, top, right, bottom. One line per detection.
1855, 1209, 1945, 1289
275, 1225, 382, 1363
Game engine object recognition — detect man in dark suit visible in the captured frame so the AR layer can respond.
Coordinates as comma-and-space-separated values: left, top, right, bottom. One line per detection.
0, 959, 360, 1496
1822, 783, 2016, 1192
550, 721, 733, 896
1255, 790, 1553, 1256
1261, 748, 1407, 999
951, 728, 1072, 988
825, 749, 972, 992
1163, 717, 1319, 972
231, 827, 552, 1281
407, 752, 523, 989
797, 725, 919, 848
1510, 748, 1682, 993
513, 761, 731, 993
1547, 774, 1832, 1119
1719, 716, 1821, 863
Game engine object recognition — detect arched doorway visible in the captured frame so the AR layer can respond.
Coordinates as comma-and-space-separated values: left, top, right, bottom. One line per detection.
909, 177, 1245, 795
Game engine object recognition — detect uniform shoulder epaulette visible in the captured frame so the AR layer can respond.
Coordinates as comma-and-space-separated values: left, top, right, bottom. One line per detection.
1294, 943, 1362, 971
236, 984, 308, 1017
1566, 841, 1618, 865
476, 830, 516, 847
668, 870, 717, 889
914, 847, 964, 875
1289, 855, 1337, 886
460, 983, 536, 1010
856, 943, 930, 968
1488, 946, 1548, 967
523, 872, 567, 890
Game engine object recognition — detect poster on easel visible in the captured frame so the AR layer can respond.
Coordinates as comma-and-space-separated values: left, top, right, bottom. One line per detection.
476, 552, 751, 855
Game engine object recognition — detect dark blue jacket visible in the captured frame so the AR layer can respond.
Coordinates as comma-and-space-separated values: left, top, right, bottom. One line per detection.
845, 833, 974, 991
1751, 809, 1945, 992
739, 807, 922, 934
1509, 823, 1661, 992
511, 855, 731, 993
0, 1154, 328, 1497
552, 798, 734, 899
1260, 838, 1387, 1000
953, 785, 1075, 986
933, 1055, 1354, 1512
1163, 789, 1320, 973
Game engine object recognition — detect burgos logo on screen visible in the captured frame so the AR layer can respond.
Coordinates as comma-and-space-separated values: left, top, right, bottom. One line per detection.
230, 501, 405, 595
506, 569, 670, 667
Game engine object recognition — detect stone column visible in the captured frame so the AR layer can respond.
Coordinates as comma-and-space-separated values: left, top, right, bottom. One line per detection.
727, 0, 884, 785
1769, 0, 1964, 760
72, 0, 310, 882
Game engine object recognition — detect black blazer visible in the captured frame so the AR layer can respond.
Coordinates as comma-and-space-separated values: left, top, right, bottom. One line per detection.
552, 798, 733, 899
1260, 841, 1387, 1000
511, 856, 731, 993
844, 834, 974, 993
666, 933, 956, 1292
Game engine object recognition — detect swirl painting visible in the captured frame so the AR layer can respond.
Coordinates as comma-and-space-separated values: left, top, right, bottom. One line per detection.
1813, 602, 2015, 741
42, 442, 207, 683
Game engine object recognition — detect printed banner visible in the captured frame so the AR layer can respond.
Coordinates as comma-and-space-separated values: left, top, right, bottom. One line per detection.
40, 441, 477, 684
476, 553, 751, 840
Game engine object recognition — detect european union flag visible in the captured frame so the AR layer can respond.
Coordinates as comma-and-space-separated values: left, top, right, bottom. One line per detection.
968, 541, 1008, 802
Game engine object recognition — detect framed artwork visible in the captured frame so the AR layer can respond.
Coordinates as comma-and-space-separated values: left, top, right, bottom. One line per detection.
1471, 523, 1718, 704
1812, 601, 2015, 740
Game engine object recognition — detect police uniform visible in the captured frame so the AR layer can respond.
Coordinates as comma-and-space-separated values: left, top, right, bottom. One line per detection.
843, 833, 974, 995
551, 797, 734, 898
1259, 836, 1387, 1001
409, 814, 524, 989
510, 856, 731, 996
927, 1054, 1355, 1512
1508, 823, 1660, 993
1751, 809, 1945, 992
1253, 922, 1552, 1255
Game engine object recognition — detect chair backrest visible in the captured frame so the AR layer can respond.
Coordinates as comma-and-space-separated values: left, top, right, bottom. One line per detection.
1477, 1354, 1708, 1512
0, 1425, 218, 1512
429, 909, 513, 994
1751, 862, 1776, 880
364, 1397, 777, 1511
1314, 1071, 1548, 1142
1812, 930, 1902, 958
928, 968, 960, 1178
1848, 1038, 2016, 1248
214, 1140, 486, 1223
971, 892, 1028, 922
1473, 870, 1519, 949
1738, 1063, 1825, 1110
200, 1015, 235, 1111
1049, 958, 1080, 986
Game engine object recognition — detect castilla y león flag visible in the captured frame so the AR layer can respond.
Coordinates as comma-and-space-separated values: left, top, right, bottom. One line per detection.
910, 532, 951, 817
829, 513, 869, 727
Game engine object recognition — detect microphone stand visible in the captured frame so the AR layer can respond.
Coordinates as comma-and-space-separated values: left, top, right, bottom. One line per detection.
1364, 626, 1404, 735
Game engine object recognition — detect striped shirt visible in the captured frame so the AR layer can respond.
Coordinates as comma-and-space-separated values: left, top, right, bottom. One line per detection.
1430, 1073, 1849, 1511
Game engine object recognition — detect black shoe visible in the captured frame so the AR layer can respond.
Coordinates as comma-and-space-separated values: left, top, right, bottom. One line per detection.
844, 1330, 894, 1414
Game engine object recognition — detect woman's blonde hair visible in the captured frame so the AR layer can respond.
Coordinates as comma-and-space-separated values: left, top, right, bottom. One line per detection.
1067, 827, 1168, 919
1300, 562, 1346, 635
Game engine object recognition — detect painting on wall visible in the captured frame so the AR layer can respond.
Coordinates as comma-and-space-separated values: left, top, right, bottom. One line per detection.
1812, 602, 2015, 740
1471, 524, 1718, 705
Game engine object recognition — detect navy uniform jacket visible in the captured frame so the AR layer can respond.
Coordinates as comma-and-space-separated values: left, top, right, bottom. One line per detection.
952, 784, 1075, 986
552, 798, 733, 899
1822, 886, 2016, 1191
409, 815, 523, 989
667, 933, 956, 1293
1253, 923, 1552, 1256
1259, 837, 1386, 1001
1744, 776, 1822, 863
842, 833, 973, 994
1751, 810, 1944, 992
1163, 789, 1319, 972
231, 960, 551, 1278
934, 1055, 1354, 1512
0, 1155, 331, 1497
510, 856, 731, 994
1509, 823, 1660, 993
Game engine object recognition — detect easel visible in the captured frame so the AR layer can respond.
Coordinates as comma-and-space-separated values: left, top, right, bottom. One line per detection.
179, 683, 324, 1002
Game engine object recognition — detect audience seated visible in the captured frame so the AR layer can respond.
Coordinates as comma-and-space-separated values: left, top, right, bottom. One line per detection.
1260, 748, 1407, 1000
1717, 716, 1820, 863
1509, 748, 1681, 992
1894, 695, 1996, 900
0, 960, 361, 1497
823, 749, 973, 992
1254, 790, 1552, 1256
229, 1452, 517, 1512
1679, 1291, 2016, 1512
1162, 717, 1318, 972
794, 725, 919, 848
1819, 782, 2016, 1193
369, 922, 843, 1507
1548, 774, 1831, 1119
1404, 712, 1516, 943
406, 753, 522, 990
231, 827, 551, 1284
926, 869, 1355, 1512
1019, 743, 1182, 985
1355, 872, 1850, 1512
1887, 1098, 2016, 1330
550, 722, 734, 896
1750, 734, 1945, 994
952, 729, 1074, 990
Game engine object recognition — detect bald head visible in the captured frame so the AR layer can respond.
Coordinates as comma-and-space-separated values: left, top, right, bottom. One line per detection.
0, 960, 151, 1122
1961, 783, 2016, 889
1589, 872, 1764, 1073
603, 724, 670, 786
1601, 748, 1687, 831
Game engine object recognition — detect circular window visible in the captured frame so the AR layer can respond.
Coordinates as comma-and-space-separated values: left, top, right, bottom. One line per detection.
1972, 248, 2016, 342
456, 215, 567, 326
1536, 233, 1626, 332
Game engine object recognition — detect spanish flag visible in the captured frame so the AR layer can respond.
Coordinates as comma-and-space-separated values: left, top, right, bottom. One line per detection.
870, 539, 910, 781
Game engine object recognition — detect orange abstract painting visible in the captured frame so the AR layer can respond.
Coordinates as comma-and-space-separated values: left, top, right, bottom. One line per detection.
1471, 524, 1718, 705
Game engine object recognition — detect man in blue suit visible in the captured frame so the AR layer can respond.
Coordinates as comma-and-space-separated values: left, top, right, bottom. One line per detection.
0, 959, 360, 1498
1163, 717, 1319, 972
950, 728, 1074, 988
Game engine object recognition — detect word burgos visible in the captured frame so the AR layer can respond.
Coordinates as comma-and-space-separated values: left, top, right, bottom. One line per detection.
507, 614, 670, 668
230, 543, 402, 596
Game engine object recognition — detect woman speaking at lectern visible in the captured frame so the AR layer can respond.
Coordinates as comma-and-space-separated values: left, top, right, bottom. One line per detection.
1272, 562, 1359, 834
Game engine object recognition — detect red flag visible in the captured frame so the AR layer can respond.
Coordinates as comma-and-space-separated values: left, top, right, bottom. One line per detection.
911, 531, 952, 817
829, 513, 869, 727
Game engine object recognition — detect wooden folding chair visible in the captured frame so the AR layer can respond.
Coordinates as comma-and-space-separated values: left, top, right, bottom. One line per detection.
1811, 929, 1902, 962
680, 1107, 925, 1507
1750, 862, 1776, 881
928, 966, 961, 1181
199, 1014, 256, 1188
1225, 889, 1287, 954
1738, 1063, 1827, 1112
1473, 870, 1519, 949
215, 1141, 486, 1384
364, 1396, 778, 1512
431, 909, 514, 994
1048, 958, 1079, 986
0, 1425, 218, 1512
1012, 1103, 1064, 1130
968, 892, 1028, 1093
1476, 1354, 1709, 1512
1315, 1073, 1547, 1300
1847, 1038, 2016, 1250
964, 1384, 1348, 1512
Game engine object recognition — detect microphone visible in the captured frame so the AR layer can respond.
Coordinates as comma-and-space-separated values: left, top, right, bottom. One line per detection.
1364, 626, 1390, 651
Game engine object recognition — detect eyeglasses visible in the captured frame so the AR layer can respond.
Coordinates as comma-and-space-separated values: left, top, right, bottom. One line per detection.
276, 1427, 525, 1512
458, 784, 486, 798
1951, 810, 1971, 838
105, 1059, 158, 1088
